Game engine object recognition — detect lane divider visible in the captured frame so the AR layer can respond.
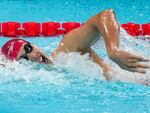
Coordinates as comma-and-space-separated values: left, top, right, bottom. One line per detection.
0, 22, 149, 38
121, 23, 150, 36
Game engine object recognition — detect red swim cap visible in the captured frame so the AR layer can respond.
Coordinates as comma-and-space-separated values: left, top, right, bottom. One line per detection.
1, 39, 27, 60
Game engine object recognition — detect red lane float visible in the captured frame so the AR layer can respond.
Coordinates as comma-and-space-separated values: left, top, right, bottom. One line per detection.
0, 22, 149, 37
56, 29, 65, 35
42, 22, 60, 36
121, 23, 150, 36
62, 22, 81, 34
142, 23, 150, 35
121, 23, 142, 36
22, 22, 40, 37
17, 29, 25, 36
2, 22, 20, 37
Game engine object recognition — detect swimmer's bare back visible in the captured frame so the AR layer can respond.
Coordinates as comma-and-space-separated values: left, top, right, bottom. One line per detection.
52, 9, 149, 77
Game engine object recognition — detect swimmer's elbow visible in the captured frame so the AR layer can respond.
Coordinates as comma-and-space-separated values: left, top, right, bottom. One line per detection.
96, 9, 115, 21
97, 9, 114, 17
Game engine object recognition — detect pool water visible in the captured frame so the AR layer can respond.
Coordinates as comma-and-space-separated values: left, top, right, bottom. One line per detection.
0, 0, 150, 113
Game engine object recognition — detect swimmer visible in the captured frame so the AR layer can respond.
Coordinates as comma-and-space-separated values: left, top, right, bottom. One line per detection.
1, 9, 149, 80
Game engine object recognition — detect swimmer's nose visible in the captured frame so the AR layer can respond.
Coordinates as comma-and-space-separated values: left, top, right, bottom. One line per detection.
28, 51, 50, 63
27, 52, 37, 61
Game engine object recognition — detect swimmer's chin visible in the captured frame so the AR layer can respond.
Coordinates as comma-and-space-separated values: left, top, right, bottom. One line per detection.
38, 55, 54, 65
46, 58, 54, 65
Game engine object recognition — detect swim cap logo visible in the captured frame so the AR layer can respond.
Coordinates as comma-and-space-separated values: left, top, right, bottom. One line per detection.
7, 42, 15, 56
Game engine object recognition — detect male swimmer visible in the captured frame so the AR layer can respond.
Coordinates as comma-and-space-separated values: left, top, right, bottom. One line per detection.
1, 9, 149, 80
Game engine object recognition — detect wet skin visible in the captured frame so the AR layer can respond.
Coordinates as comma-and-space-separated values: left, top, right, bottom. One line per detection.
17, 9, 149, 80
17, 43, 53, 64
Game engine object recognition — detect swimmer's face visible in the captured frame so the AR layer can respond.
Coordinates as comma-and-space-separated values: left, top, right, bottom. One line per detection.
17, 42, 53, 64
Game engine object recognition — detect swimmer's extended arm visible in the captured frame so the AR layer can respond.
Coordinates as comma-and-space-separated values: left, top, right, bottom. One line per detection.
93, 9, 149, 73
86, 9, 149, 73
60, 9, 149, 73
87, 48, 113, 80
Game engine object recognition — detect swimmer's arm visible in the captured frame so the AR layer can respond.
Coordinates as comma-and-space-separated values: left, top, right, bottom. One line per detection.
92, 10, 149, 73
87, 48, 112, 80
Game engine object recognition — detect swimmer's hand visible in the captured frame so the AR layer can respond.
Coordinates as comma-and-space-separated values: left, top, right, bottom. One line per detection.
102, 63, 116, 80
109, 50, 149, 74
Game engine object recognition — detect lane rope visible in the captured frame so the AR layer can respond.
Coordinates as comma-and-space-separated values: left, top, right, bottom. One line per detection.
0, 22, 149, 37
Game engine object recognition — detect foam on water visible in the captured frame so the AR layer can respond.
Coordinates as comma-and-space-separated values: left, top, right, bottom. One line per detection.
0, 55, 68, 86
0, 28, 150, 113
0, 28, 150, 86
96, 28, 150, 85
115, 28, 150, 84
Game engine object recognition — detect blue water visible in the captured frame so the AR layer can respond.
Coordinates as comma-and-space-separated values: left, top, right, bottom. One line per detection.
0, 0, 149, 23
0, 0, 150, 113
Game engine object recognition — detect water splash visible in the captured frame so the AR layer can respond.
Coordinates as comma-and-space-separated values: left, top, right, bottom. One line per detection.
92, 28, 150, 85
0, 53, 68, 86
53, 52, 103, 80
0, 28, 150, 113
0, 28, 150, 86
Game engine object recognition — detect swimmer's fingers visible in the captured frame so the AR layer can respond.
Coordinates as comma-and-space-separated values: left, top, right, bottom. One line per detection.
128, 62, 149, 69
128, 58, 148, 63
130, 54, 149, 62
122, 62, 149, 73
126, 67, 146, 74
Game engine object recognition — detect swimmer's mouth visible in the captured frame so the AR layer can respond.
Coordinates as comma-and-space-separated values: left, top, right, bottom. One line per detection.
39, 55, 49, 64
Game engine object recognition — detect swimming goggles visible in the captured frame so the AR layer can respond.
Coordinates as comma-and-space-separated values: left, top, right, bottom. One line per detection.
20, 42, 33, 60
